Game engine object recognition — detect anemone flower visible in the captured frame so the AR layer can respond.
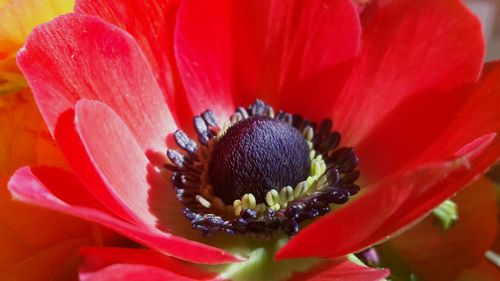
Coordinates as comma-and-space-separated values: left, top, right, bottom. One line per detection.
7, 0, 500, 280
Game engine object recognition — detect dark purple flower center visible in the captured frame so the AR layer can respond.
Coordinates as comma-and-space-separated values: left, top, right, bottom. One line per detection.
209, 116, 310, 204
165, 100, 361, 238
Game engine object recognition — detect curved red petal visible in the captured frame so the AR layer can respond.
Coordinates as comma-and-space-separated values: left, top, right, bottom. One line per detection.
276, 133, 497, 260
75, 99, 158, 226
74, 99, 196, 236
54, 108, 145, 225
417, 61, 500, 163
382, 61, 500, 229
17, 13, 176, 154
357, 60, 500, 182
79, 247, 216, 280
80, 264, 197, 281
275, 162, 458, 260
290, 259, 389, 281
74, 0, 193, 131
355, 84, 472, 182
174, 0, 360, 120
8, 167, 242, 264
335, 0, 484, 146
380, 134, 499, 236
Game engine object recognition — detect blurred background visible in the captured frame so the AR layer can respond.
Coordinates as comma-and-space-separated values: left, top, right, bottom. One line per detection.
465, 0, 500, 61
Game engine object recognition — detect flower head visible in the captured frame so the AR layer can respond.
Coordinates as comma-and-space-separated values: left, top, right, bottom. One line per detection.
7, 0, 500, 280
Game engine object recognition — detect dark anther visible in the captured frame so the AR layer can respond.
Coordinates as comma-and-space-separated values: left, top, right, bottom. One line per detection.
208, 116, 310, 204
166, 149, 189, 168
326, 168, 340, 185
341, 170, 361, 184
166, 149, 199, 175
318, 119, 333, 136
183, 208, 200, 221
340, 154, 359, 173
174, 130, 198, 157
193, 116, 210, 145
317, 189, 344, 203
172, 172, 184, 187
284, 204, 303, 219
318, 132, 341, 152
330, 147, 354, 163
240, 209, 257, 220
176, 189, 197, 203
342, 184, 361, 196
276, 111, 293, 125
201, 110, 218, 127
236, 107, 249, 119
292, 114, 304, 129
250, 99, 267, 116
285, 219, 300, 236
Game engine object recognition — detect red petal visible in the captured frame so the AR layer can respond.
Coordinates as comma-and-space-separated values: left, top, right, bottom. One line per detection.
387, 61, 500, 229
80, 264, 197, 281
358, 61, 500, 182
355, 85, 472, 182
276, 133, 497, 260
74, 99, 196, 236
8, 166, 242, 264
17, 13, 176, 153
290, 259, 389, 281
55, 108, 144, 225
382, 134, 498, 236
74, 0, 193, 131
79, 247, 216, 280
174, 0, 360, 120
416, 62, 500, 163
74, 99, 157, 226
335, 0, 484, 146
275, 162, 457, 260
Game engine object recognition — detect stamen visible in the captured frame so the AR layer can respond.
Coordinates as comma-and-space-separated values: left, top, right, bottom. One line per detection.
165, 100, 360, 238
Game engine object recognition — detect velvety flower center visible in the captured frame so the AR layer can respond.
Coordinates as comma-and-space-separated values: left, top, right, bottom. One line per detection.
209, 116, 310, 205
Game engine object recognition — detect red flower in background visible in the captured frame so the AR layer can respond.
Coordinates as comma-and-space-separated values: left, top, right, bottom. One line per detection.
6, 0, 500, 280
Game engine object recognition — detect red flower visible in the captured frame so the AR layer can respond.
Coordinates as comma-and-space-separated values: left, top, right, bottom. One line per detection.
7, 0, 500, 280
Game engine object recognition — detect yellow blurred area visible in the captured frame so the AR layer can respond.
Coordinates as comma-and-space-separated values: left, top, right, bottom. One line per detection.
0, 0, 73, 94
